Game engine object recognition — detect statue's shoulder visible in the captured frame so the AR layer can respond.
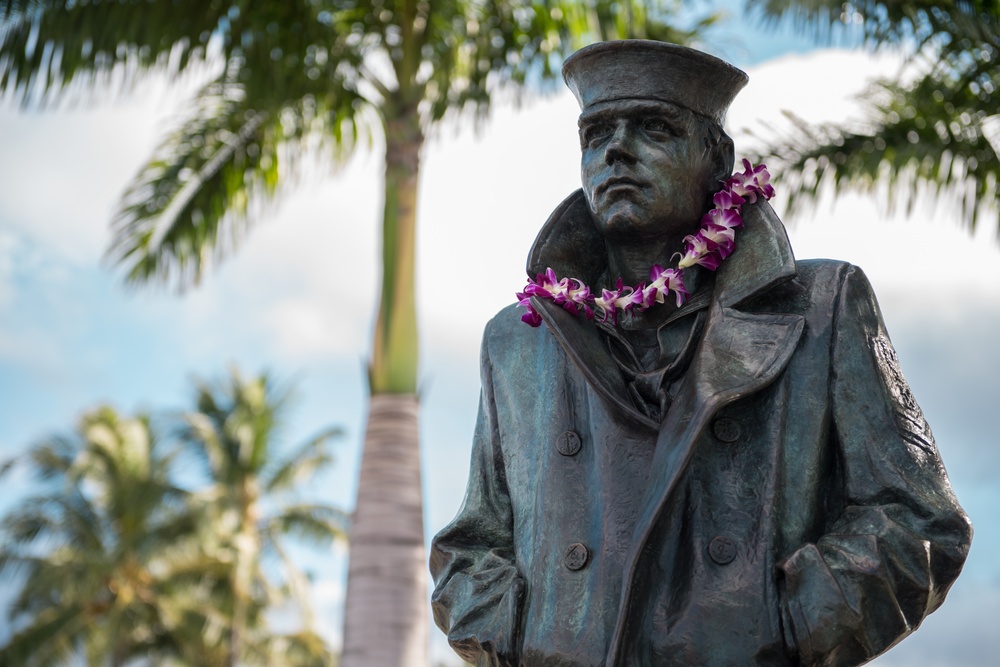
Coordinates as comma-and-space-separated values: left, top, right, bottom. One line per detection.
792, 258, 875, 297
744, 258, 864, 314
793, 257, 855, 285
485, 303, 538, 338
481, 303, 552, 357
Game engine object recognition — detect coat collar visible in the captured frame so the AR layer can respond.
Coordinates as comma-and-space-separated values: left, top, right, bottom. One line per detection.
528, 189, 799, 430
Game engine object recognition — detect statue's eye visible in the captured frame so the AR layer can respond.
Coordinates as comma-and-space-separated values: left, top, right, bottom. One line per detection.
582, 122, 612, 147
642, 117, 670, 134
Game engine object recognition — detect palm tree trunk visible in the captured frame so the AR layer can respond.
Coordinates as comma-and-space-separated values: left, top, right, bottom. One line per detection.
229, 492, 259, 667
342, 111, 428, 667
369, 110, 421, 396
342, 395, 427, 667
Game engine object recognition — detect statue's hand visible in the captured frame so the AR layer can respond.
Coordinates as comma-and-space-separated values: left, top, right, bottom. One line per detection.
442, 574, 526, 666
480, 577, 525, 666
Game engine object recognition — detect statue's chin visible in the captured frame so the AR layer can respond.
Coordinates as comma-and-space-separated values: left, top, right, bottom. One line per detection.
595, 205, 699, 246
592, 200, 651, 240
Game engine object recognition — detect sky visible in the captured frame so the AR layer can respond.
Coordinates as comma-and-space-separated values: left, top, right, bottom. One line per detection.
2, 7, 999, 666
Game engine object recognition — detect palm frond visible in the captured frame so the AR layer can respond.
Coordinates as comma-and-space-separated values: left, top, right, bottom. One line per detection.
100, 27, 368, 289
265, 503, 350, 546
745, 0, 999, 54
263, 630, 335, 667
0, 0, 231, 108
264, 426, 341, 494
264, 536, 318, 632
752, 68, 1000, 232
23, 434, 77, 481
389, 0, 716, 125
106, 75, 284, 290
0, 404, 216, 662
0, 604, 85, 667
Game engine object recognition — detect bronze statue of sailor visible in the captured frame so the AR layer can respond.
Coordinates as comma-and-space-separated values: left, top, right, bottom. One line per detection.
430, 40, 971, 667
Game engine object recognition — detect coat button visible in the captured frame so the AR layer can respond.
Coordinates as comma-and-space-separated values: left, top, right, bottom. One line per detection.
564, 543, 590, 571
708, 536, 737, 565
556, 430, 582, 456
712, 417, 741, 443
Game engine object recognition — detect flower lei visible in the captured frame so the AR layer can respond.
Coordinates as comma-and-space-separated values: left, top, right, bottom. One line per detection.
517, 159, 775, 327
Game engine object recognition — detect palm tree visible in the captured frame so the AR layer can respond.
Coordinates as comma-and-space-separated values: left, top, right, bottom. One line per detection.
0, 3, 713, 664
746, 0, 1000, 232
178, 368, 348, 666
0, 406, 205, 666
0, 374, 348, 666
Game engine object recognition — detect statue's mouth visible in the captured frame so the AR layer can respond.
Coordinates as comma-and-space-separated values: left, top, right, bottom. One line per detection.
597, 176, 647, 198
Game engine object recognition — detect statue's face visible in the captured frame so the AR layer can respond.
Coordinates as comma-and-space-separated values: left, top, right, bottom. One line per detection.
580, 99, 715, 242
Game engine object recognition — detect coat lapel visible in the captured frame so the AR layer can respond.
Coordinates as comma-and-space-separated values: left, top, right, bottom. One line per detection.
533, 297, 660, 431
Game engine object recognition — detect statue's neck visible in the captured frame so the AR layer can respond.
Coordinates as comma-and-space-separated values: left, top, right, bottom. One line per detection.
605, 234, 702, 280
605, 241, 668, 286
604, 235, 705, 325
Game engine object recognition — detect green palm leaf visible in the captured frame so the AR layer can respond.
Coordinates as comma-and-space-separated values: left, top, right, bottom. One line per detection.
107, 74, 364, 288
265, 503, 350, 545
748, 0, 1000, 232
0, 605, 85, 667
263, 426, 341, 493
746, 0, 996, 49
0, 407, 206, 665
176, 369, 344, 664
757, 76, 998, 229
0, 0, 229, 106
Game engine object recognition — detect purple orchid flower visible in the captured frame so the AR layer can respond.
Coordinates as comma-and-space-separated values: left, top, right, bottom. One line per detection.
642, 265, 688, 308
594, 286, 622, 324
703, 207, 743, 231
594, 279, 643, 324
712, 188, 745, 210
677, 232, 722, 270
615, 282, 646, 313
516, 291, 543, 327
727, 159, 775, 204
520, 305, 543, 327
564, 278, 595, 319
519, 269, 596, 323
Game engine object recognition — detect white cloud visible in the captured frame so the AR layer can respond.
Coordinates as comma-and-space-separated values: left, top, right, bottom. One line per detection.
869, 581, 1000, 666
0, 76, 212, 266
415, 90, 587, 364
729, 48, 908, 139
310, 575, 346, 650
0, 231, 20, 309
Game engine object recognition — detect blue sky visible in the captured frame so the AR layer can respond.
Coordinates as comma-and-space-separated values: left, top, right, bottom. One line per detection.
2, 7, 999, 665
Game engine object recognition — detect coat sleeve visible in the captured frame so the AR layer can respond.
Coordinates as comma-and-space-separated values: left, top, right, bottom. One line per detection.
430, 327, 525, 667
778, 264, 973, 666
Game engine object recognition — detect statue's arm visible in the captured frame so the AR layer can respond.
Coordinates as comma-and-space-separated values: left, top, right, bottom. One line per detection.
778, 264, 973, 666
430, 331, 525, 667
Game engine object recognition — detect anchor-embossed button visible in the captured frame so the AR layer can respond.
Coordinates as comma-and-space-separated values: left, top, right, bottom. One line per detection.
556, 430, 582, 456
564, 543, 590, 570
708, 536, 737, 565
712, 417, 741, 443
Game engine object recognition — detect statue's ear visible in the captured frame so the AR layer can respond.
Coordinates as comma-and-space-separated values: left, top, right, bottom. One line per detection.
711, 134, 735, 184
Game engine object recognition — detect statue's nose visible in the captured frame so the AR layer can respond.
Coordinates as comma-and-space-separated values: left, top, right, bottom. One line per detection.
604, 123, 637, 166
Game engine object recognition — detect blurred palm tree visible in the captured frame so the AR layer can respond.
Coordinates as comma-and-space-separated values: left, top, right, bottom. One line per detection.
0, 406, 207, 666
0, 2, 715, 664
747, 0, 1000, 232
0, 371, 347, 666
178, 368, 348, 667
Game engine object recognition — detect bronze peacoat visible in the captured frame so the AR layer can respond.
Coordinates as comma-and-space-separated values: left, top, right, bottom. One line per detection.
430, 193, 972, 666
